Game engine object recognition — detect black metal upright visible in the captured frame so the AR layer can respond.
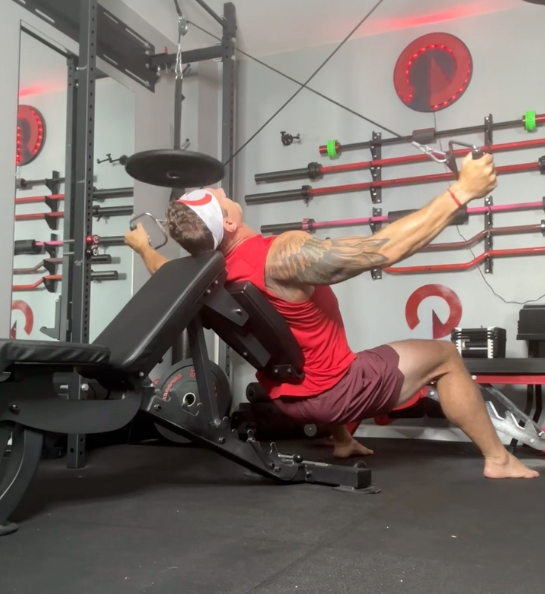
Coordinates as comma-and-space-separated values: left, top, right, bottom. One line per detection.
65, 0, 98, 469
174, 76, 183, 150
221, 2, 236, 199
59, 56, 78, 342
219, 2, 237, 378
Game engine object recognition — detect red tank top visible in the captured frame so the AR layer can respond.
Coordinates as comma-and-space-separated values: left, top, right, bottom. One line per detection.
225, 235, 356, 399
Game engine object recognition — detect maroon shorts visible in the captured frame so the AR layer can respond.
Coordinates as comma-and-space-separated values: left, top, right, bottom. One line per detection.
274, 345, 405, 425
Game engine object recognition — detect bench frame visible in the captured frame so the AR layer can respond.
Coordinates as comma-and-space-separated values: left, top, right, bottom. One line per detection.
0, 260, 378, 536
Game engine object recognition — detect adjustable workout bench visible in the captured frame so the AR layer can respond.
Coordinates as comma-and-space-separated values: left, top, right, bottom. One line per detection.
0, 252, 374, 536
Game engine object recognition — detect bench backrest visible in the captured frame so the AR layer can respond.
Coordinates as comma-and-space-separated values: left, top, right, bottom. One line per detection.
90, 254, 304, 383
203, 282, 305, 383
92, 253, 225, 376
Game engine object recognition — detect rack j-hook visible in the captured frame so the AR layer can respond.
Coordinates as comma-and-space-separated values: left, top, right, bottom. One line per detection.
281, 131, 301, 146
96, 154, 129, 166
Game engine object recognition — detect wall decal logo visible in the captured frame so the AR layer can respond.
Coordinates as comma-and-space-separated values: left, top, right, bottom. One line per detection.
11, 300, 34, 339
405, 285, 462, 339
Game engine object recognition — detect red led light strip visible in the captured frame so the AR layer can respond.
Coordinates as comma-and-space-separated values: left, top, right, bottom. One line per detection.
30, 108, 44, 156
401, 43, 471, 109
16, 126, 22, 166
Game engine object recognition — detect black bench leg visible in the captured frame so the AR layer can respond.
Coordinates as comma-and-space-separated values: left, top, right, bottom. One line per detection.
0, 423, 43, 536
533, 385, 542, 425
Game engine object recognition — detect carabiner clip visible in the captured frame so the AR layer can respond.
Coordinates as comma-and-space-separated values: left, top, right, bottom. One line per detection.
411, 141, 448, 165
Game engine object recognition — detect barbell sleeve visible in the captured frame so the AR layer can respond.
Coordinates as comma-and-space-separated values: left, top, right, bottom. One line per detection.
245, 186, 312, 205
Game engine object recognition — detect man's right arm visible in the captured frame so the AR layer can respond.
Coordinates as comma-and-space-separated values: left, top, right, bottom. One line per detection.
266, 187, 460, 287
125, 223, 169, 274
138, 244, 169, 275
265, 153, 497, 289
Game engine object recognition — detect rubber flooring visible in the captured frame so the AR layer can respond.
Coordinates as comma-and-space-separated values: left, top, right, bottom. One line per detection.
1, 438, 544, 594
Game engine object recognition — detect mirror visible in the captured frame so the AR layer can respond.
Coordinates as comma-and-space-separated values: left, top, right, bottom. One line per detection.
11, 28, 135, 343
90, 75, 135, 340
12, 30, 69, 342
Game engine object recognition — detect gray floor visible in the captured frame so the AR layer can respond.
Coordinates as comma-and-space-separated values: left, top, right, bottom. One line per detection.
1, 438, 544, 594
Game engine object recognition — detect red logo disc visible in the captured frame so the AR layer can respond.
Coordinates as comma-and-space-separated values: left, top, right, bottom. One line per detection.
405, 285, 462, 339
17, 105, 46, 166
394, 33, 473, 113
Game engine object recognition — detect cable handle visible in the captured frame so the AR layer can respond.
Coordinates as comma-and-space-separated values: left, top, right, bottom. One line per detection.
130, 212, 169, 250
446, 141, 485, 175
472, 147, 485, 160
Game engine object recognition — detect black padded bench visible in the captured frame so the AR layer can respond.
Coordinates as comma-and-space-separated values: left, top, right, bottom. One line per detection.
0, 252, 374, 536
464, 358, 545, 376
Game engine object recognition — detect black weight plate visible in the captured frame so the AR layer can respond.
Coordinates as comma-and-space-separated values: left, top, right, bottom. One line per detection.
125, 149, 224, 188
154, 359, 232, 444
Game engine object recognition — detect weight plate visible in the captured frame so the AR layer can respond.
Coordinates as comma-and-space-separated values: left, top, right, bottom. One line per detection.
154, 359, 232, 444
125, 149, 224, 188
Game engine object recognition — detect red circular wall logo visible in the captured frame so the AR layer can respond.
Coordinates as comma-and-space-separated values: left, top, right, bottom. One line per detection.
11, 300, 34, 339
394, 33, 473, 113
17, 105, 46, 166
405, 285, 462, 339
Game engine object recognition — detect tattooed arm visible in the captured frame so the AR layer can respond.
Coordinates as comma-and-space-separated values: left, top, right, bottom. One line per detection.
265, 184, 472, 293
265, 153, 499, 292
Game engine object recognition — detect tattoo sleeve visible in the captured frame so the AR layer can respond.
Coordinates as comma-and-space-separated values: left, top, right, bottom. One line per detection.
266, 232, 390, 286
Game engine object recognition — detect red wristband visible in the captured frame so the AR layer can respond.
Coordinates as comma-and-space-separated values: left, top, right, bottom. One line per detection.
448, 188, 462, 208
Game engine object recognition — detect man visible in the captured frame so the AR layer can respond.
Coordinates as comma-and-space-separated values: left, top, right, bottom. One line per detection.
125, 153, 538, 479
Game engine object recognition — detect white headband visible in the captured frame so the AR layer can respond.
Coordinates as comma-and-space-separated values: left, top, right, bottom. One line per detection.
177, 189, 224, 250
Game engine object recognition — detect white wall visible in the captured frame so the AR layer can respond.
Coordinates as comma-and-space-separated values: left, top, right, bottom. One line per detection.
120, 0, 523, 59
232, 4, 545, 437
91, 78, 136, 339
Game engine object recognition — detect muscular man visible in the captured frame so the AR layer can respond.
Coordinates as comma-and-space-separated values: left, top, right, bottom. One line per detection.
125, 153, 538, 479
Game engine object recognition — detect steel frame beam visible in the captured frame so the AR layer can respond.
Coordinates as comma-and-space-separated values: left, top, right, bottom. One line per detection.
218, 3, 237, 378
62, 0, 98, 469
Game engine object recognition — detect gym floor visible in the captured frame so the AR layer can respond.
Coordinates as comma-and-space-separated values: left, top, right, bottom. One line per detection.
1, 438, 543, 594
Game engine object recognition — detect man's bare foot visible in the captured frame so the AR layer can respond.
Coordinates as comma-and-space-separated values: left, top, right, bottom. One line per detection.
484, 452, 540, 479
333, 438, 374, 459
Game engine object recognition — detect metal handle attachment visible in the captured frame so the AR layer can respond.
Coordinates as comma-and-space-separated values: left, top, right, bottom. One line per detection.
130, 213, 169, 250
446, 140, 485, 175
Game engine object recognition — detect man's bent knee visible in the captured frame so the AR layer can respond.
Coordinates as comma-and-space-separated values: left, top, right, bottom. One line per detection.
433, 341, 465, 378
442, 341, 461, 361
